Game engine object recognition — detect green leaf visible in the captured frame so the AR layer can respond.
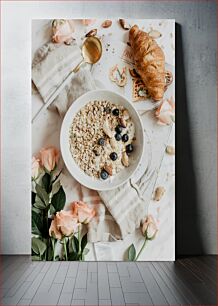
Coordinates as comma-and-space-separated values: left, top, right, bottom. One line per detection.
35, 183, 49, 206
31, 255, 41, 261
32, 207, 42, 215
32, 210, 43, 235
83, 248, 89, 255
34, 202, 46, 210
72, 236, 79, 253
42, 173, 51, 193
51, 180, 61, 195
128, 244, 136, 261
51, 186, 66, 213
32, 237, 47, 256
34, 196, 47, 209
81, 233, 87, 252
68, 252, 78, 261
50, 205, 56, 215
32, 192, 36, 205
47, 245, 53, 261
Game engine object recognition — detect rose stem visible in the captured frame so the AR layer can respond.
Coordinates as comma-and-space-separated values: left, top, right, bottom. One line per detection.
51, 238, 55, 261
43, 208, 49, 260
135, 238, 147, 261
63, 237, 68, 261
78, 225, 81, 260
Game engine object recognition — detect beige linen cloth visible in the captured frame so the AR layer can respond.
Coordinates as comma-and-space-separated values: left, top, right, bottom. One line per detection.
32, 42, 149, 242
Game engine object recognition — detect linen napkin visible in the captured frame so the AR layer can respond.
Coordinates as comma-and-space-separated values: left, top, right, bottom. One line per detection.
32, 41, 83, 104
32, 42, 147, 242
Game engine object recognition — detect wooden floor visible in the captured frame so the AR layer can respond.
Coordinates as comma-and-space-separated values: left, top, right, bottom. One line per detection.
0, 256, 217, 305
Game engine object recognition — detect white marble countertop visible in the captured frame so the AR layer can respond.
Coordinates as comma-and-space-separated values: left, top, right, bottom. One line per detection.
32, 19, 175, 261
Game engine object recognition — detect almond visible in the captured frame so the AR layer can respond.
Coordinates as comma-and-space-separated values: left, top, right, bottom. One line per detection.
166, 145, 175, 155
104, 164, 113, 176
154, 187, 165, 201
119, 19, 130, 30
103, 120, 113, 138
119, 117, 127, 128
121, 152, 129, 167
102, 20, 112, 28
148, 29, 162, 39
122, 109, 130, 120
85, 29, 97, 37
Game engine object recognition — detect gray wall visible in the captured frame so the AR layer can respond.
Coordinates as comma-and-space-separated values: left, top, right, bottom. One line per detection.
1, 1, 217, 255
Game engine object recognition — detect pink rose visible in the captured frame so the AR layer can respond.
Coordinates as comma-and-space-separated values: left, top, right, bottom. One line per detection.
49, 217, 62, 240
141, 215, 158, 240
40, 147, 59, 172
155, 97, 175, 126
56, 210, 79, 236
52, 19, 75, 43
71, 201, 95, 224
32, 156, 41, 179
82, 19, 96, 26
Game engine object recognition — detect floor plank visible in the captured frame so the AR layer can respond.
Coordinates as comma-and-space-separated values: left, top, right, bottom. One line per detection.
137, 263, 169, 305
0, 256, 217, 305
161, 262, 200, 304
144, 262, 180, 305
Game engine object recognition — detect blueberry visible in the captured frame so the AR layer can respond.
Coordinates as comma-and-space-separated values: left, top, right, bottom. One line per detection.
112, 108, 119, 116
98, 138, 105, 146
110, 152, 118, 161
115, 125, 123, 134
115, 133, 122, 141
100, 170, 109, 180
122, 134, 129, 142
104, 106, 111, 114
126, 144, 134, 154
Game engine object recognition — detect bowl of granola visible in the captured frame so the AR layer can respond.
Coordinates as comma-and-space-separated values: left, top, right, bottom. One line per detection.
60, 90, 144, 190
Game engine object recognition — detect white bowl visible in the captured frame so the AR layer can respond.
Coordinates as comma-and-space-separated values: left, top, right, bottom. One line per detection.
60, 90, 144, 191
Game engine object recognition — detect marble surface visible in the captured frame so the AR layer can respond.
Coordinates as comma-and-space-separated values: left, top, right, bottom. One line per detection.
1, 1, 216, 256
31, 19, 175, 261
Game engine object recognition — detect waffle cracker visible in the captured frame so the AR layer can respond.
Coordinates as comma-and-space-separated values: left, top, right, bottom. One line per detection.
132, 78, 149, 102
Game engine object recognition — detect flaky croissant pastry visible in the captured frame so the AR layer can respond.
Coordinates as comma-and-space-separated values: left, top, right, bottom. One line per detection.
129, 25, 166, 101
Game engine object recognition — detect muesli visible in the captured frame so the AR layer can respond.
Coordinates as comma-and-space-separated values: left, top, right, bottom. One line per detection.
69, 100, 135, 180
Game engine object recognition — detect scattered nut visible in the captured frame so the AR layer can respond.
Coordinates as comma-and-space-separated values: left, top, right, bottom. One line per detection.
119, 117, 127, 128
148, 29, 162, 39
103, 120, 113, 138
104, 164, 113, 176
122, 109, 130, 120
121, 152, 129, 167
110, 137, 118, 150
102, 20, 112, 28
154, 187, 165, 201
166, 145, 175, 155
85, 29, 97, 37
119, 19, 131, 30
165, 71, 173, 88
64, 38, 75, 45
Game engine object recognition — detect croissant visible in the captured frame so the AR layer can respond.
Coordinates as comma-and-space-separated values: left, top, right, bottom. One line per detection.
129, 25, 166, 101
